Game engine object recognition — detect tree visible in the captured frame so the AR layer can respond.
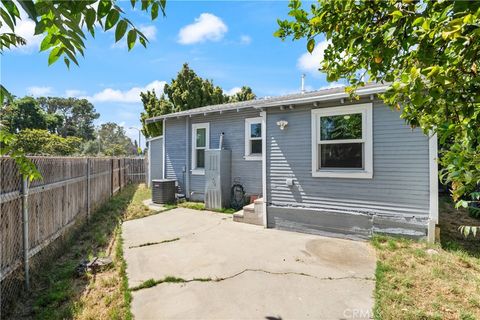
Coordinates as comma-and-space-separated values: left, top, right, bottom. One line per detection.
164, 63, 229, 113
93, 122, 136, 156
37, 97, 100, 140
1, 96, 64, 133
229, 86, 256, 102
0, 0, 166, 75
14, 129, 82, 155
0, 0, 166, 180
275, 1, 480, 209
140, 64, 256, 137
140, 90, 172, 138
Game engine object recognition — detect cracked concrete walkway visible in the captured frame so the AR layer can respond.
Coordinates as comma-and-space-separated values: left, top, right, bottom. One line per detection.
123, 208, 376, 319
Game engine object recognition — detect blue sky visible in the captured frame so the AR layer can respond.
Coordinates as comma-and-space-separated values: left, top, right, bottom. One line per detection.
2, 1, 338, 147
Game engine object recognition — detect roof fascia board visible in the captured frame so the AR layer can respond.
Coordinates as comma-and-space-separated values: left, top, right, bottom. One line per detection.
145, 86, 388, 123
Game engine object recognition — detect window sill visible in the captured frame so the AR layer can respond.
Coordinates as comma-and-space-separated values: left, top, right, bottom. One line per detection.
191, 169, 205, 176
312, 170, 373, 179
244, 155, 262, 161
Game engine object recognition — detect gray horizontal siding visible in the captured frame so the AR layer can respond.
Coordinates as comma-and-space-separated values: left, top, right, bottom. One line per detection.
165, 118, 187, 192
164, 109, 263, 200
149, 138, 163, 182
190, 109, 263, 198
266, 101, 430, 221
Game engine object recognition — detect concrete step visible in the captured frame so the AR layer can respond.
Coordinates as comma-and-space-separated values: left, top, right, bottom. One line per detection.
233, 199, 263, 226
233, 210, 244, 222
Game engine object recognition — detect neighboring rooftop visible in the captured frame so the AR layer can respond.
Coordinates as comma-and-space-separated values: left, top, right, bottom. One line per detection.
146, 82, 388, 123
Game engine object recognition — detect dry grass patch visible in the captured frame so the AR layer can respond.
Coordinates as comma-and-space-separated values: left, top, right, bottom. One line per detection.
123, 183, 156, 220
11, 183, 155, 320
177, 201, 236, 214
373, 235, 480, 320
373, 196, 480, 320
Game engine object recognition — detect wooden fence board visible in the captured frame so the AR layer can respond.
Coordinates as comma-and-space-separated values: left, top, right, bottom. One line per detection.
0, 156, 146, 312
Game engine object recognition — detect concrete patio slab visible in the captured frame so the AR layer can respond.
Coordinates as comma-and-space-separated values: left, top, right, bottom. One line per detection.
122, 208, 376, 319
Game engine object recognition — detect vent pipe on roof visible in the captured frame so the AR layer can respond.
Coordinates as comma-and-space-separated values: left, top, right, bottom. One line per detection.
219, 132, 224, 149
301, 74, 306, 94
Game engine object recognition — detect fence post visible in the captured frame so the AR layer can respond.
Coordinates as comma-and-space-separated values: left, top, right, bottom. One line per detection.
118, 159, 122, 191
86, 158, 91, 223
111, 158, 114, 196
21, 175, 30, 291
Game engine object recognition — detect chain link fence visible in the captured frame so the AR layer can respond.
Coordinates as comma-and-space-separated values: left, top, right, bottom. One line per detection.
0, 156, 146, 315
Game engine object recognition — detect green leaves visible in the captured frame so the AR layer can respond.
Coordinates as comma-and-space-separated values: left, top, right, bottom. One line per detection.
275, 0, 480, 214
1, 0, 168, 70
127, 29, 137, 51
97, 0, 112, 19
151, 2, 159, 20
115, 20, 128, 42
307, 38, 315, 53
0, 129, 42, 181
48, 46, 62, 65
0, 7, 15, 30
390, 10, 403, 22
85, 7, 96, 30
105, 9, 119, 30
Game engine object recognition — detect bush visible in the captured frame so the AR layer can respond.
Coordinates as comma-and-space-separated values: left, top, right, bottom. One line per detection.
14, 129, 82, 155
468, 206, 480, 219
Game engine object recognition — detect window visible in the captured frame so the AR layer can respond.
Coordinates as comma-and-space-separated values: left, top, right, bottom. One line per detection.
245, 117, 263, 160
192, 123, 209, 174
311, 103, 373, 178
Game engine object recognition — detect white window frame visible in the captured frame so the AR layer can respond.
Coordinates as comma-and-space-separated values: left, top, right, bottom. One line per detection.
191, 122, 209, 175
244, 117, 263, 161
311, 103, 373, 179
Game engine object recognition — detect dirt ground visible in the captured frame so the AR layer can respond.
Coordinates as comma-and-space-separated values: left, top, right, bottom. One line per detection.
438, 196, 480, 256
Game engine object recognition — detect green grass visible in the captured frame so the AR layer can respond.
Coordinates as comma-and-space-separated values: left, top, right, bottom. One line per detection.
16, 184, 155, 320
129, 237, 180, 249
176, 201, 236, 214
123, 184, 156, 220
177, 201, 206, 210
130, 276, 213, 291
372, 235, 480, 320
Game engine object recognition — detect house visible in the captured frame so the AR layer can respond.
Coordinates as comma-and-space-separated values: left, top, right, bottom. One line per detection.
146, 83, 438, 241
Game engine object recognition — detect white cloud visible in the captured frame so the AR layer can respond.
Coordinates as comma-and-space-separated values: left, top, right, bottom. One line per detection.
318, 82, 345, 90
225, 87, 241, 96
85, 80, 166, 103
240, 35, 252, 45
178, 13, 227, 45
139, 25, 157, 41
0, 8, 43, 53
27, 86, 52, 96
297, 40, 331, 73
65, 89, 86, 97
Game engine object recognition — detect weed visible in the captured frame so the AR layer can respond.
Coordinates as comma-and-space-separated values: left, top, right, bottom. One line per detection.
129, 237, 180, 249
177, 201, 236, 214
372, 236, 480, 319
178, 201, 206, 210
130, 275, 214, 291
24, 184, 150, 320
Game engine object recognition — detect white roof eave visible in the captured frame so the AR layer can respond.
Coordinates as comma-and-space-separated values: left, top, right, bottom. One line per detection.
146, 85, 388, 123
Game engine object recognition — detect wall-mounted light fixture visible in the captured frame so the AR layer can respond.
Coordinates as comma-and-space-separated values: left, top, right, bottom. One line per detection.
277, 120, 288, 130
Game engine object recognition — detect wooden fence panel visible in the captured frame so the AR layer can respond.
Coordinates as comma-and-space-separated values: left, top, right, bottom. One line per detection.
0, 156, 145, 313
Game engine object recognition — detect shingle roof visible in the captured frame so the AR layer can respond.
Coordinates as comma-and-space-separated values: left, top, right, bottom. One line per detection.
146, 82, 388, 123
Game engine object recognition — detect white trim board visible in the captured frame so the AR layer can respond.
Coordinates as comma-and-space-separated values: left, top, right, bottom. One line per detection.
260, 111, 267, 227
244, 117, 263, 161
311, 103, 373, 179
428, 132, 439, 243
146, 85, 389, 122
191, 122, 210, 176
146, 135, 163, 142
162, 119, 166, 179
